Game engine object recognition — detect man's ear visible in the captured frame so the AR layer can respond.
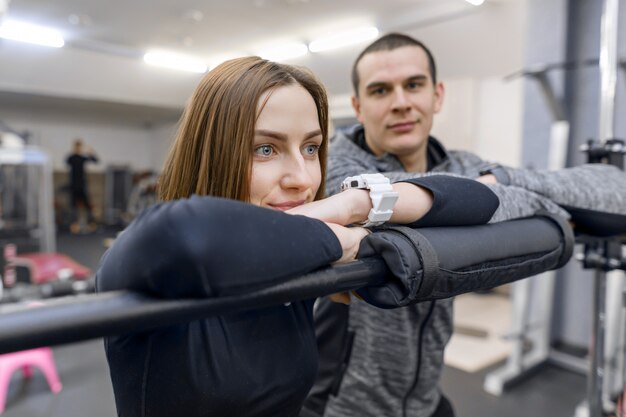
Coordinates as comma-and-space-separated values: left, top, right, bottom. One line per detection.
433, 81, 445, 114
351, 95, 364, 123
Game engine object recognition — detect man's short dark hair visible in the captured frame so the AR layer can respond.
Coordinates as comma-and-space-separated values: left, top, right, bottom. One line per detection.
351, 33, 437, 96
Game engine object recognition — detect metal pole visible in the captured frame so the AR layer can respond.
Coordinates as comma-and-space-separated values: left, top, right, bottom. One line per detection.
589, 267, 608, 417
586, 1, 620, 415
597, 0, 618, 143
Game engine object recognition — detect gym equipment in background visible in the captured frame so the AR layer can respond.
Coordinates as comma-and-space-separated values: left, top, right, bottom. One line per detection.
0, 127, 55, 253
104, 165, 132, 227
485, 1, 626, 416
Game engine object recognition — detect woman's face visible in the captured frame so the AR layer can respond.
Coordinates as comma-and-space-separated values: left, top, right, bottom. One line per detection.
249, 84, 323, 210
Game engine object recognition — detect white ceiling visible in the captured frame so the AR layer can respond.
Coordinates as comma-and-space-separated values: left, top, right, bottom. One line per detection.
0, 0, 527, 125
8, 0, 464, 55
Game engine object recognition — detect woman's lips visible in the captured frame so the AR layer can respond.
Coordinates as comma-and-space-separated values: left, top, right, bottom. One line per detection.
269, 200, 306, 211
388, 121, 416, 133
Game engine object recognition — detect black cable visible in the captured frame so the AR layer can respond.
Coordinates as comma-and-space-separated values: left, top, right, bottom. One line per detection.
402, 300, 437, 417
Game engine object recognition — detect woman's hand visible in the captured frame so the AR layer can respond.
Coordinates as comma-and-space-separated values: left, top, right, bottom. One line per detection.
287, 182, 434, 226
323, 223, 370, 305
286, 189, 370, 225
323, 223, 370, 264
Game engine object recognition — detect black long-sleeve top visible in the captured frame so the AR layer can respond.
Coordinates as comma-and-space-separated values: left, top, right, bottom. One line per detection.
96, 177, 497, 417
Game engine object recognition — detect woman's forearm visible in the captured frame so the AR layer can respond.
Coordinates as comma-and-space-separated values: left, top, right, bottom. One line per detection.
287, 183, 432, 226
289, 175, 497, 228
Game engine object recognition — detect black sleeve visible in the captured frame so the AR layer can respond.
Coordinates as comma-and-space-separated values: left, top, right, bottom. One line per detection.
96, 195, 343, 298
396, 175, 499, 228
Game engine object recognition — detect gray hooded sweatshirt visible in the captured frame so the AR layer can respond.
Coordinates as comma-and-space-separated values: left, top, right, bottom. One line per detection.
313, 125, 625, 417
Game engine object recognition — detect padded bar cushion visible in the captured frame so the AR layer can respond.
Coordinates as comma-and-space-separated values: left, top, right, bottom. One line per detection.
562, 205, 626, 237
356, 213, 574, 308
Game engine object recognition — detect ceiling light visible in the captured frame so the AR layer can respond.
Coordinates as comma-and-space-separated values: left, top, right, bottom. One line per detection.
143, 50, 207, 73
0, 19, 64, 48
258, 42, 308, 62
182, 9, 204, 23
464, 0, 485, 5
309, 26, 379, 53
68, 13, 93, 27
0, 0, 9, 19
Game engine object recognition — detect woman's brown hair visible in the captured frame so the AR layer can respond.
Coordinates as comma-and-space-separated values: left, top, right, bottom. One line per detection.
159, 56, 329, 202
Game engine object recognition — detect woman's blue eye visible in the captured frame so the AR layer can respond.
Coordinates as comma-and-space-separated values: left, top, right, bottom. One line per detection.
254, 145, 274, 157
304, 144, 319, 156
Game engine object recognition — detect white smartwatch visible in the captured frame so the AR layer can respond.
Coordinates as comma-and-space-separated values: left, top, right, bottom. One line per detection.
341, 173, 399, 227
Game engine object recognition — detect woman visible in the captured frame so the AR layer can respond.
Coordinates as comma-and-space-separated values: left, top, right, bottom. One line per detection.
97, 57, 497, 417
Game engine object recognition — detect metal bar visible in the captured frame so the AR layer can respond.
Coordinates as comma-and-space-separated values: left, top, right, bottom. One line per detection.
597, 0, 619, 142
604, 270, 625, 397
41, 150, 56, 252
588, 268, 608, 417
0, 257, 389, 354
533, 73, 566, 121
503, 58, 600, 82
586, 1, 620, 415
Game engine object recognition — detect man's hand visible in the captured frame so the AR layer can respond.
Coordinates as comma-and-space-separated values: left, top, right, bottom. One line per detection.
329, 292, 352, 304
477, 174, 498, 184
329, 290, 365, 305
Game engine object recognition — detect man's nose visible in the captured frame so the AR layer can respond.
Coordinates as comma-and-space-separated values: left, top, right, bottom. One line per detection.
391, 87, 411, 111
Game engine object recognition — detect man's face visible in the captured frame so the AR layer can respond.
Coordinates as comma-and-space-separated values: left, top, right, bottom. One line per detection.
352, 45, 444, 158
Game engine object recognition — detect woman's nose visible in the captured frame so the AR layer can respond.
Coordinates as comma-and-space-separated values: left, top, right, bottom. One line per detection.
281, 155, 314, 191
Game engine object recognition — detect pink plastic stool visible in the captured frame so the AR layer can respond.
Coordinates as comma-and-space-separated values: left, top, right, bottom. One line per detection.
0, 347, 62, 413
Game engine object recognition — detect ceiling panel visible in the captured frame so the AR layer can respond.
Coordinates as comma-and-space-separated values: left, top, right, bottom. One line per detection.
0, 0, 526, 118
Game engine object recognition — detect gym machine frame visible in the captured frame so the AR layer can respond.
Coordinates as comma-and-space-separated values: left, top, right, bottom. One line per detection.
485, 1, 626, 416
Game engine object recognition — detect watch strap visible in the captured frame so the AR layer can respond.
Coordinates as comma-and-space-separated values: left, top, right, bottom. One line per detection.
341, 173, 399, 227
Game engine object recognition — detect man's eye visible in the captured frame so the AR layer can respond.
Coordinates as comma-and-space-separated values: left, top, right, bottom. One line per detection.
304, 144, 320, 156
407, 81, 423, 90
371, 87, 387, 95
254, 145, 274, 157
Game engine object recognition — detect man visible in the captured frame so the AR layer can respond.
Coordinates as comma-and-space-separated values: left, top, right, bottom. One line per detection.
302, 33, 625, 417
66, 139, 98, 233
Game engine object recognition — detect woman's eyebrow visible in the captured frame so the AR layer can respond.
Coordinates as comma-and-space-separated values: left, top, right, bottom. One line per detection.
304, 129, 322, 139
255, 129, 322, 140
255, 129, 287, 141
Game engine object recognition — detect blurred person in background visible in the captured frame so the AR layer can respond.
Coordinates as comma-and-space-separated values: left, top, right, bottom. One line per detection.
66, 138, 98, 233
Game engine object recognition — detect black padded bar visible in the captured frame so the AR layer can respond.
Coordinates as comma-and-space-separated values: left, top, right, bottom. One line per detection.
0, 215, 574, 353
0, 257, 388, 354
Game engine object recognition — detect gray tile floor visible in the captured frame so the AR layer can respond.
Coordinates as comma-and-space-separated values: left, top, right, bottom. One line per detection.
441, 364, 586, 417
0, 231, 588, 417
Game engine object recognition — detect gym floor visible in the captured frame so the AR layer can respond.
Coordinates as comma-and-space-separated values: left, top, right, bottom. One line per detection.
1, 231, 586, 417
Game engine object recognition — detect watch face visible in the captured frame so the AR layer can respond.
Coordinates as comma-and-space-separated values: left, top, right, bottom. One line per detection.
351, 180, 359, 187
